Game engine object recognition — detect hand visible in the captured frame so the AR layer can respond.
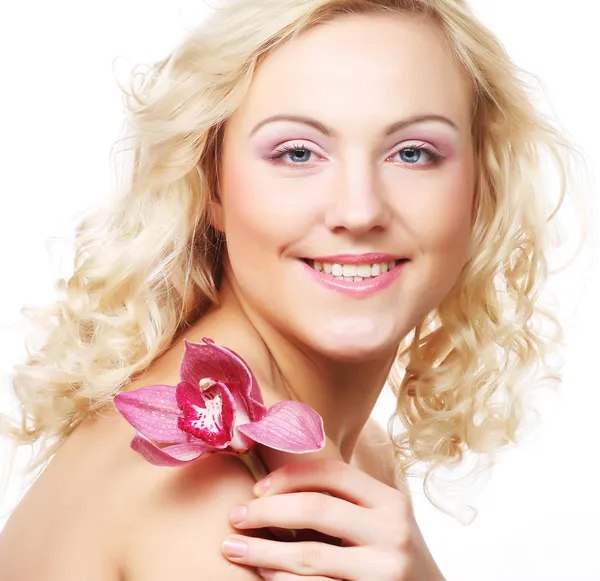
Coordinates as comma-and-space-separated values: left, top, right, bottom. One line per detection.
222, 458, 445, 581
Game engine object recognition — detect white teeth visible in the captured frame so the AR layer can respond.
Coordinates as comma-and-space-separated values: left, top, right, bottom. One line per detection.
311, 259, 401, 280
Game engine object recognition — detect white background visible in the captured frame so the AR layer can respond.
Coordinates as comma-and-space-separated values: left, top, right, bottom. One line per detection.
0, 1, 598, 579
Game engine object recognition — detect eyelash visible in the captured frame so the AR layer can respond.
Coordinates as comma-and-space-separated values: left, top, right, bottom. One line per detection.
268, 141, 444, 168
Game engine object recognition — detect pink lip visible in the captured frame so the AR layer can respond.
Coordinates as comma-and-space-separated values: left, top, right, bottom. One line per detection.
301, 259, 408, 297
309, 253, 402, 264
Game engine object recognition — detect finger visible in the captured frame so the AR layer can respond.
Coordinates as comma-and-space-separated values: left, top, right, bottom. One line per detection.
222, 535, 375, 580
230, 492, 380, 545
257, 567, 342, 581
255, 458, 399, 508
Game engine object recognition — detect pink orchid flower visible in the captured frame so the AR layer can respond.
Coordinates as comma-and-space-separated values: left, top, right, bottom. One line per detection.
114, 338, 325, 482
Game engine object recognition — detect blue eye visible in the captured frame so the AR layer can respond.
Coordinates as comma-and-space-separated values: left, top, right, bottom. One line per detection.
399, 147, 422, 163
395, 145, 443, 166
269, 142, 443, 167
270, 143, 313, 164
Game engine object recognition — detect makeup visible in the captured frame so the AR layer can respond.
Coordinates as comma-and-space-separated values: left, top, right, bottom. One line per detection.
300, 255, 409, 297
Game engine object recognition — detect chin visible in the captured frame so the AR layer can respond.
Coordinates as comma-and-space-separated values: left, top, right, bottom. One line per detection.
306, 318, 399, 363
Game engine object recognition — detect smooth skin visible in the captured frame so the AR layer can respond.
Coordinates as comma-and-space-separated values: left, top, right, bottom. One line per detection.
203, 10, 474, 580
210, 10, 475, 465
0, 10, 473, 581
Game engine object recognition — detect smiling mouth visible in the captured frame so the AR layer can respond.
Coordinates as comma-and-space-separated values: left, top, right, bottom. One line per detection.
301, 258, 409, 282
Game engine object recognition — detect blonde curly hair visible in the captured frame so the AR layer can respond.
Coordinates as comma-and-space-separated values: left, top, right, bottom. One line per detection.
1, 0, 585, 522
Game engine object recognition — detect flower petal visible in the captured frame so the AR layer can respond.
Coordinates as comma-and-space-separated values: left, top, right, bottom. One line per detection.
175, 379, 206, 410
237, 400, 326, 453
180, 338, 267, 422
114, 385, 187, 444
175, 380, 235, 448
130, 433, 207, 466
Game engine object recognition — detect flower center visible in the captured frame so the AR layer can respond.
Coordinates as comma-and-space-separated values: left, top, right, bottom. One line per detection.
179, 396, 222, 437
177, 382, 228, 445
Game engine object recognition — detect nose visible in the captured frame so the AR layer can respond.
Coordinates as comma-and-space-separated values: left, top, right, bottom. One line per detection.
324, 160, 391, 235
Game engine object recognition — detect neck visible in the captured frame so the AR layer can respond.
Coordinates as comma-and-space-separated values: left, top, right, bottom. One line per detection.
265, 340, 394, 462
188, 275, 397, 463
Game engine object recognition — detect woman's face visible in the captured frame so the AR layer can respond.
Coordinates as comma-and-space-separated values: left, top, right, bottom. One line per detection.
216, 13, 475, 361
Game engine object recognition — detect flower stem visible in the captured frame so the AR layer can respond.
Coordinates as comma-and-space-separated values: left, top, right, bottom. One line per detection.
238, 448, 269, 482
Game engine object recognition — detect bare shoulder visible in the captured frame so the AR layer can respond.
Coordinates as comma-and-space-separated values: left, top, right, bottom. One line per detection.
120, 451, 267, 581
0, 403, 267, 580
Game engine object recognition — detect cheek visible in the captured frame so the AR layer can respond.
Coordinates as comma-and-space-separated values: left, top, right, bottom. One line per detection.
405, 159, 475, 260
397, 161, 475, 314
219, 161, 311, 266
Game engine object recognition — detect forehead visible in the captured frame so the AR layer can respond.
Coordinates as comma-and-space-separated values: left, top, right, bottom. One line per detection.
228, 12, 473, 136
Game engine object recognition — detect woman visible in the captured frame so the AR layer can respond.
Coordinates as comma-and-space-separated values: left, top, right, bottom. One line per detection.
0, 0, 581, 579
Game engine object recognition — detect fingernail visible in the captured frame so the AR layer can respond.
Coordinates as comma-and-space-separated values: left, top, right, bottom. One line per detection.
222, 536, 247, 558
228, 505, 247, 524
254, 477, 270, 496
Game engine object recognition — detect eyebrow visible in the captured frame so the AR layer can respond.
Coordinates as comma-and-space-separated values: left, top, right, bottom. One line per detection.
250, 113, 459, 138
